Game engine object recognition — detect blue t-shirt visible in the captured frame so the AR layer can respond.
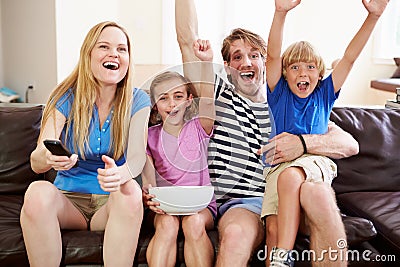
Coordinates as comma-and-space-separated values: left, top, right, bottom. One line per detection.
267, 74, 339, 136
53, 88, 151, 194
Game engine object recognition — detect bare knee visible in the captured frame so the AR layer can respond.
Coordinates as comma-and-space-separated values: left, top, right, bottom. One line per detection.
21, 180, 59, 220
300, 182, 338, 222
278, 167, 304, 194
155, 215, 180, 239
182, 214, 207, 240
109, 180, 143, 217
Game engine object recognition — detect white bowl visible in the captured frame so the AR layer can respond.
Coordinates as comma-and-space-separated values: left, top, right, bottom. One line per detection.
148, 185, 214, 215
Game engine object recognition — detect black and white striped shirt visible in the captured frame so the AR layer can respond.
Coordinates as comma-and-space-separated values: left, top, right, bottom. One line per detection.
209, 75, 271, 205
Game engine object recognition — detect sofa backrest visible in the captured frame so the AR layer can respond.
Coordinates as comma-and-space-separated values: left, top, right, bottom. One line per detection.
0, 104, 44, 194
330, 107, 400, 194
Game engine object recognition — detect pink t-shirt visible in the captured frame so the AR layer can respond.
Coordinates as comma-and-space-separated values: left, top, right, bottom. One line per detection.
147, 117, 216, 216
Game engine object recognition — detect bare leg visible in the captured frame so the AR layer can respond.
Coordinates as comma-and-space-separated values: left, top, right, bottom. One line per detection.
216, 207, 264, 267
300, 182, 347, 267
146, 214, 180, 267
91, 179, 143, 267
182, 209, 215, 267
265, 215, 278, 267
277, 167, 304, 250
20, 181, 87, 267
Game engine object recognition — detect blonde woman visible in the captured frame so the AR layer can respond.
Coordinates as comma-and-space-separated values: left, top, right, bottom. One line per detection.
20, 21, 151, 267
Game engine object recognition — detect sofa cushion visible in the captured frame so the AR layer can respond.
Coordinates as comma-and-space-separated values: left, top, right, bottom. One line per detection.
337, 192, 400, 252
330, 107, 400, 194
0, 195, 29, 266
0, 105, 44, 194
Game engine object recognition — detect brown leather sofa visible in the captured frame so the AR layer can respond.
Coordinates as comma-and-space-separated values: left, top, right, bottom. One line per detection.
0, 103, 398, 266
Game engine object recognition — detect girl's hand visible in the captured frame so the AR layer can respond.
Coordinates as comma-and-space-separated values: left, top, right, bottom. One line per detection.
275, 0, 301, 12
46, 150, 78, 171
97, 155, 122, 192
142, 184, 165, 214
193, 39, 213, 62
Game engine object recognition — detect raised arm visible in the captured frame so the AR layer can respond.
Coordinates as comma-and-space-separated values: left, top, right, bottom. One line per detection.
175, 0, 199, 64
175, 0, 207, 95
267, 0, 301, 92
193, 39, 215, 135
332, 0, 389, 93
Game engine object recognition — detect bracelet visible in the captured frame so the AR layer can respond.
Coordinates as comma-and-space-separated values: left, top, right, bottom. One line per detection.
297, 134, 307, 155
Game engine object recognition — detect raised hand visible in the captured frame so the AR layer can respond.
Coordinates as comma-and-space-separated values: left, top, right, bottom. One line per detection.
193, 39, 213, 62
362, 0, 389, 17
275, 0, 301, 12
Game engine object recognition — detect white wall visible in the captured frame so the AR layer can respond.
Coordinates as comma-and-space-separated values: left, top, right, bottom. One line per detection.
0, 2, 4, 87
1, 0, 57, 103
0, 0, 397, 105
162, 0, 397, 106
56, 0, 163, 84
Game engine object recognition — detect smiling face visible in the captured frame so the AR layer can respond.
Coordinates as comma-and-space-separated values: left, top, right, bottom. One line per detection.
153, 77, 193, 126
90, 26, 129, 88
285, 61, 321, 98
282, 41, 326, 98
225, 39, 265, 100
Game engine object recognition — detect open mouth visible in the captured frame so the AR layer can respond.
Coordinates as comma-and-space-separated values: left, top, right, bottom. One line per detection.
103, 61, 119, 70
297, 81, 309, 91
167, 109, 179, 117
240, 71, 255, 81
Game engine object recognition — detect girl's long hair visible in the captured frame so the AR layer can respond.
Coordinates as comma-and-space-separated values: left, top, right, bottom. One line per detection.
40, 21, 133, 160
149, 71, 198, 126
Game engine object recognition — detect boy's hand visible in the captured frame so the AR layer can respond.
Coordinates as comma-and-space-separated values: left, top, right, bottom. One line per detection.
193, 39, 213, 62
275, 0, 301, 12
362, 0, 389, 17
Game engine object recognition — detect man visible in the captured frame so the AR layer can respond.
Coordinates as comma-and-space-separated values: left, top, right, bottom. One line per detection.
174, 1, 359, 266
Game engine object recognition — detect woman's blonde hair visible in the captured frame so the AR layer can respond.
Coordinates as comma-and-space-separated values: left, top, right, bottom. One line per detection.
148, 71, 198, 125
41, 21, 133, 160
282, 41, 325, 79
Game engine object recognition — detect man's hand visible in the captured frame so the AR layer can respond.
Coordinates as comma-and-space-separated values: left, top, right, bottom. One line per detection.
193, 39, 213, 62
258, 132, 303, 165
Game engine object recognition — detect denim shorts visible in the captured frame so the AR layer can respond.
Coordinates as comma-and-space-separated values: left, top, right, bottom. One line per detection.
218, 197, 263, 218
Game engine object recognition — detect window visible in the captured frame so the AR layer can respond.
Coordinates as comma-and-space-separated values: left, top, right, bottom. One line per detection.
373, 0, 400, 63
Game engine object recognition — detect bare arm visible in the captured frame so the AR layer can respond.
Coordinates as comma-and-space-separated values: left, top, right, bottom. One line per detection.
118, 107, 150, 183
175, 0, 206, 94
193, 39, 215, 134
266, 0, 301, 92
30, 109, 78, 173
175, 0, 199, 64
303, 122, 359, 159
260, 122, 359, 165
141, 155, 157, 189
332, 0, 389, 93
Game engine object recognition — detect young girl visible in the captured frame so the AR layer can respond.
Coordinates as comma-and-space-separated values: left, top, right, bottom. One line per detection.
142, 39, 216, 267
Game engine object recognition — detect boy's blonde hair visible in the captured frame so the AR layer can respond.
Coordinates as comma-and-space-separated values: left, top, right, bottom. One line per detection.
149, 71, 199, 125
282, 41, 325, 79
41, 21, 133, 160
